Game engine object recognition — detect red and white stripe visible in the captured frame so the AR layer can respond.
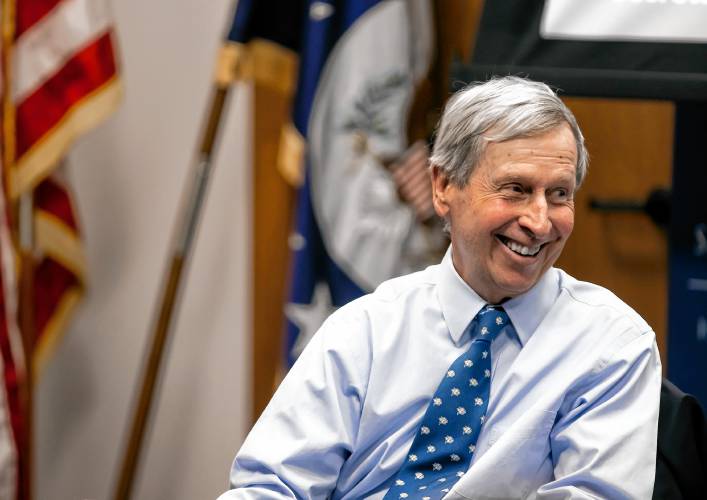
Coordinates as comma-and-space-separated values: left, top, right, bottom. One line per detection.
13, 0, 113, 101
0, 1, 121, 498
11, 0, 119, 197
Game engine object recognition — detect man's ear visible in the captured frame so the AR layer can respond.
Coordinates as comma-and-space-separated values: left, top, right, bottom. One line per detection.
431, 164, 452, 218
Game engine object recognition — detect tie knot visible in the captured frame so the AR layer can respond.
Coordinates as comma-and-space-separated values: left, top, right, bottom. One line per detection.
473, 305, 509, 342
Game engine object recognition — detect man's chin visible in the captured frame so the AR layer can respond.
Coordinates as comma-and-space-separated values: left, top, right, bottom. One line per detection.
490, 274, 543, 301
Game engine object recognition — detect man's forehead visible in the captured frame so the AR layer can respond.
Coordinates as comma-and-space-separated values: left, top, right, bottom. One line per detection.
482, 127, 577, 163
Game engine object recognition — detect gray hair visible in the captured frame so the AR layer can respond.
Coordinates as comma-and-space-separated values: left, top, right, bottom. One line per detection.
430, 76, 588, 187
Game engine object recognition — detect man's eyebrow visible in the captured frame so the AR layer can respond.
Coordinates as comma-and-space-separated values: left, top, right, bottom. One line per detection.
494, 171, 576, 185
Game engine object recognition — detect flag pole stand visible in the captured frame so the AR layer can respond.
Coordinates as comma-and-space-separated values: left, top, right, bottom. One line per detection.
112, 70, 235, 499
18, 192, 34, 500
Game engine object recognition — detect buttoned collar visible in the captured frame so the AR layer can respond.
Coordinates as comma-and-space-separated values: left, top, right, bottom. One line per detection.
436, 246, 559, 347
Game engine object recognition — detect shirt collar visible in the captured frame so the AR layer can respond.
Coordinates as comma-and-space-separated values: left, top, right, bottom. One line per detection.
436, 245, 559, 347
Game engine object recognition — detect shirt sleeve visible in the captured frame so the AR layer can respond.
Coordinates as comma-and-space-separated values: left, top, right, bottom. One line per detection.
217, 304, 371, 499
535, 330, 662, 499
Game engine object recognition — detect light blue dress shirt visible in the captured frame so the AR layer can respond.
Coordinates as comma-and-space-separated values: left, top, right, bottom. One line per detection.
220, 249, 661, 499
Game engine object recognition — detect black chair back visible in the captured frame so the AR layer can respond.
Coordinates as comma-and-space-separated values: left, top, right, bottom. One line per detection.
653, 379, 707, 499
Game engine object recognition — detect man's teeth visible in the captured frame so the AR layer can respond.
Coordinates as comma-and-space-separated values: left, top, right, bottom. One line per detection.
504, 239, 541, 256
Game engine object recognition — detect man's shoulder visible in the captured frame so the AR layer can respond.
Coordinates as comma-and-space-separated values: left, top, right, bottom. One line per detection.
328, 263, 439, 323
544, 269, 660, 401
368, 263, 439, 303
554, 268, 652, 335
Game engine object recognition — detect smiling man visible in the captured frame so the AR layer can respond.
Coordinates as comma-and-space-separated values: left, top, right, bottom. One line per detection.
433, 122, 578, 304
220, 77, 661, 499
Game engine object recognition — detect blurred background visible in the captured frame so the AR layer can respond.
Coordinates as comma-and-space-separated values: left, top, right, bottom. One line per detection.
31, 0, 250, 499
0, 0, 703, 499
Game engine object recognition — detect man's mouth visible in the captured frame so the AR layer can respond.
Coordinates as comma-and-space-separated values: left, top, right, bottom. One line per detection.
496, 235, 543, 257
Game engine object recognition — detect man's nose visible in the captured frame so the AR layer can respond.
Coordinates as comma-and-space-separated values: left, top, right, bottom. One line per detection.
519, 195, 552, 238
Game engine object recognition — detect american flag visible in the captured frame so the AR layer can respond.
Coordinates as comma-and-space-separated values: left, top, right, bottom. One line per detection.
0, 0, 121, 497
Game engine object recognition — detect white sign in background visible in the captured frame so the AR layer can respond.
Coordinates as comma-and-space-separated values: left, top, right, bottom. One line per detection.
541, 0, 707, 43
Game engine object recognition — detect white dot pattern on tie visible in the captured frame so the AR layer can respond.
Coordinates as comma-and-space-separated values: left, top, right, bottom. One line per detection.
383, 305, 509, 499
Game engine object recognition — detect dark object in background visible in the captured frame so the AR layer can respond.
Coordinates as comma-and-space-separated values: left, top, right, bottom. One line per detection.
653, 379, 707, 499
589, 187, 671, 230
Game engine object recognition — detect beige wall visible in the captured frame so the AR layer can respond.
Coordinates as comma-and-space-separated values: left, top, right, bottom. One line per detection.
35, 0, 250, 499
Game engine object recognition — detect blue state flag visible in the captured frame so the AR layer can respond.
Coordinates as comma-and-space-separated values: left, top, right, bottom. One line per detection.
230, 0, 446, 366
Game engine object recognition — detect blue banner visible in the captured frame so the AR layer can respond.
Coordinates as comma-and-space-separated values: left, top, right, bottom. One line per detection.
667, 103, 707, 407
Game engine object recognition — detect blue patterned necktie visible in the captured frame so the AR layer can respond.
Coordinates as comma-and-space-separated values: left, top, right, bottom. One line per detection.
383, 305, 510, 500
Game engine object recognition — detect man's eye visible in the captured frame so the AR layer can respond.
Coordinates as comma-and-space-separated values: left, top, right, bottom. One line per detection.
550, 188, 570, 202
